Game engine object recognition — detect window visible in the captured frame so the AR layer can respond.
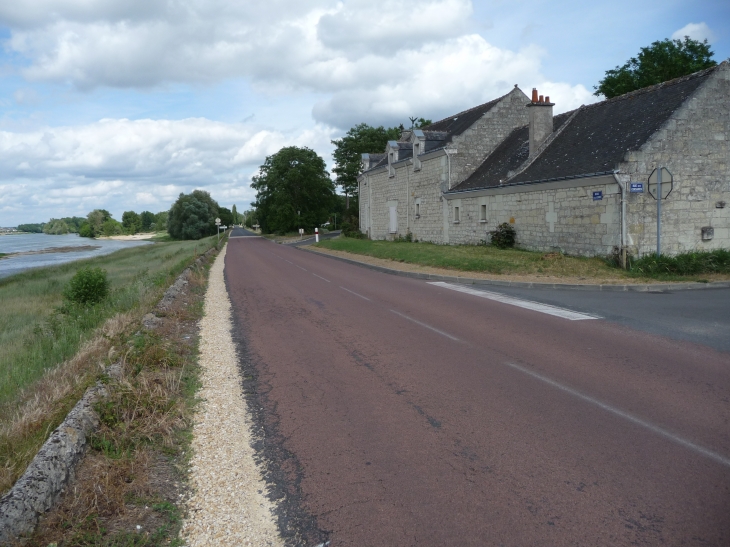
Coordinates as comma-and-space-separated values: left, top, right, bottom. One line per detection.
480, 204, 487, 222
415, 203, 420, 217
454, 206, 460, 223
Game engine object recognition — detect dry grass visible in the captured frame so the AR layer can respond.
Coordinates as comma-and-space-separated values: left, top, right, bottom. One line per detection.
27, 255, 212, 546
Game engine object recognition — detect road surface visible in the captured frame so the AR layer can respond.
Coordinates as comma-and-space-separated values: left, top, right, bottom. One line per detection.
224, 233, 730, 546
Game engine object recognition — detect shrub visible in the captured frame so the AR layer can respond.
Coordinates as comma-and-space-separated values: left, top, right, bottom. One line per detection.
63, 267, 110, 304
340, 221, 365, 239
490, 223, 516, 249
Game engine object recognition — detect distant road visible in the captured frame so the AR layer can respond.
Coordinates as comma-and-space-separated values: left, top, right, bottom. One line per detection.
225, 237, 730, 546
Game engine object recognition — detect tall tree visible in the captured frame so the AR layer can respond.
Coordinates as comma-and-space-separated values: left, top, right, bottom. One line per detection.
139, 211, 155, 231
251, 146, 335, 234
122, 211, 141, 234
331, 123, 401, 214
231, 204, 239, 225
167, 190, 220, 240
595, 37, 716, 99
218, 207, 234, 227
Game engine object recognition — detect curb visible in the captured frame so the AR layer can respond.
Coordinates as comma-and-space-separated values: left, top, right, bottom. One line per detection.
297, 247, 730, 292
0, 245, 219, 544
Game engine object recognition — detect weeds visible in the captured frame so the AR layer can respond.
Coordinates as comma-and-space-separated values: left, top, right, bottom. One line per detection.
628, 249, 730, 276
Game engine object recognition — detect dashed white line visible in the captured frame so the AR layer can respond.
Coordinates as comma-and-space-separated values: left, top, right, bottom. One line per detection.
340, 287, 371, 301
504, 361, 730, 468
390, 310, 459, 341
428, 282, 600, 321
312, 273, 331, 283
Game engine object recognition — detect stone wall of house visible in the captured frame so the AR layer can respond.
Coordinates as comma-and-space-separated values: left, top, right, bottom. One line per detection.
447, 87, 530, 189
620, 62, 730, 256
443, 177, 622, 255
360, 88, 531, 242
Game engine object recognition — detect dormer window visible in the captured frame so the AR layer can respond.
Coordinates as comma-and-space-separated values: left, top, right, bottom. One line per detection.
412, 129, 425, 171
387, 140, 399, 178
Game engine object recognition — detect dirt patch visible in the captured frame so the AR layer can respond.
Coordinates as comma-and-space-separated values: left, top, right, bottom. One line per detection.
0, 246, 101, 259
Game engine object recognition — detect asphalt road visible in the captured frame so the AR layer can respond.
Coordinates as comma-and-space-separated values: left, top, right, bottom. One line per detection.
224, 236, 730, 546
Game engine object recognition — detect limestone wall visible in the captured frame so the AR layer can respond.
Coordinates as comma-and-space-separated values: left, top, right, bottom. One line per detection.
620, 63, 730, 256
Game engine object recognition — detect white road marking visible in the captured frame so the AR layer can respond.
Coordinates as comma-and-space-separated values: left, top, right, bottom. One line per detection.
312, 273, 331, 283
429, 282, 600, 321
295, 264, 308, 271
505, 361, 730, 468
390, 310, 460, 341
228, 235, 261, 238
340, 287, 371, 301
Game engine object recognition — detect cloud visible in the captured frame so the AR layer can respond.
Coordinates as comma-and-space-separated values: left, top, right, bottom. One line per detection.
0, 118, 336, 223
671, 22, 716, 43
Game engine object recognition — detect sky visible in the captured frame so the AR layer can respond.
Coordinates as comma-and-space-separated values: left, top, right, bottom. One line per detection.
0, 0, 727, 226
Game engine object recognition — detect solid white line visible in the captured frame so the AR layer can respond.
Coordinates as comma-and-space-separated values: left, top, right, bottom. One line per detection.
340, 286, 371, 301
390, 310, 459, 341
428, 282, 600, 321
312, 273, 331, 283
505, 361, 730, 468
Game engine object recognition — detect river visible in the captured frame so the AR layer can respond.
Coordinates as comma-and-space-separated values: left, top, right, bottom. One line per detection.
0, 233, 153, 279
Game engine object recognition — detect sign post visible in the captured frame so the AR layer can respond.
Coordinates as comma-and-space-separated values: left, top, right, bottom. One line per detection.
315, 227, 319, 243
215, 217, 221, 242
648, 167, 673, 257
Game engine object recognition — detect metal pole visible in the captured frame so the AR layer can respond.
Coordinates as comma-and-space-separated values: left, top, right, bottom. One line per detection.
656, 167, 662, 257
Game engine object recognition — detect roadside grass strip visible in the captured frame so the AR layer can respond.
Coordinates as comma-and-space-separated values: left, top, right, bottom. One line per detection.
429, 282, 601, 320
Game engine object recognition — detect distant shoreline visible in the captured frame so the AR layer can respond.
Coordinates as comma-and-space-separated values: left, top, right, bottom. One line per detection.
0, 245, 101, 260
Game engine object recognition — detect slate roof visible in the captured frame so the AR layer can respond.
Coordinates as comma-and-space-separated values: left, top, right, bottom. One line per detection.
361, 94, 507, 173
421, 96, 503, 143
451, 65, 717, 192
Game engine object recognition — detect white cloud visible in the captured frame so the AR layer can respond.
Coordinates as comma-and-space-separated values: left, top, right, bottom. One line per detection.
0, 118, 336, 224
671, 22, 716, 44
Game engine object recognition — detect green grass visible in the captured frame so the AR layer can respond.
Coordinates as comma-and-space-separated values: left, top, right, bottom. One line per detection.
628, 249, 730, 276
316, 237, 629, 278
316, 238, 730, 282
0, 235, 218, 406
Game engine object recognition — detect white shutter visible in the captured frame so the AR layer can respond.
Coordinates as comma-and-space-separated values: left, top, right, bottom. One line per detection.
389, 206, 397, 233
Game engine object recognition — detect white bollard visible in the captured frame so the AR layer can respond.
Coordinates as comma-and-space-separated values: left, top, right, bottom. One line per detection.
315, 227, 319, 243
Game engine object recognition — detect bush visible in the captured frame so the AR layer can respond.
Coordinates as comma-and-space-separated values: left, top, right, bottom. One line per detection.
340, 221, 365, 239
63, 267, 110, 304
629, 249, 730, 276
490, 223, 516, 249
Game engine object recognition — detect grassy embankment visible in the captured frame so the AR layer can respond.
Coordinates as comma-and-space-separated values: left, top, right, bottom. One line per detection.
315, 238, 730, 282
0, 235, 219, 496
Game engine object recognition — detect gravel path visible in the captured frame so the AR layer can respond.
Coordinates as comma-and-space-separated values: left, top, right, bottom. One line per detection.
181, 243, 283, 547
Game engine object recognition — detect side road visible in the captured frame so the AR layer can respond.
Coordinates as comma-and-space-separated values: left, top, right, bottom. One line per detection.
181, 243, 282, 546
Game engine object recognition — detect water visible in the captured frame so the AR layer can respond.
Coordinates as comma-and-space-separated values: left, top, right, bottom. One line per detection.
0, 233, 153, 279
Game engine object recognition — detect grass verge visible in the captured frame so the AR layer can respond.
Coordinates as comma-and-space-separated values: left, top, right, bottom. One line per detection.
315, 238, 730, 282
28, 255, 212, 546
0, 235, 219, 496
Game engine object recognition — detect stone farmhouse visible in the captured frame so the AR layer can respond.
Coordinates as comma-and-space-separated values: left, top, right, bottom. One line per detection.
358, 61, 730, 258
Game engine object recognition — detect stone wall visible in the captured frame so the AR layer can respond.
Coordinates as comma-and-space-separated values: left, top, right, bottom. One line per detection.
443, 176, 621, 255
620, 62, 730, 256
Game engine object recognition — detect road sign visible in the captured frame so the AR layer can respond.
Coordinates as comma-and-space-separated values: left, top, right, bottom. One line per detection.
215, 218, 221, 225
592, 191, 603, 201
648, 168, 673, 200
630, 182, 644, 193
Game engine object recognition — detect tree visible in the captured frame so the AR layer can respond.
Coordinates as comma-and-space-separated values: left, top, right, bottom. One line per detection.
102, 218, 123, 236
86, 209, 112, 238
139, 211, 155, 231
231, 204, 239, 225
331, 124, 401, 215
251, 146, 335, 234
595, 37, 716, 99
43, 219, 70, 235
167, 190, 220, 240
122, 211, 141, 234
17, 223, 44, 233
218, 206, 234, 227
153, 211, 169, 232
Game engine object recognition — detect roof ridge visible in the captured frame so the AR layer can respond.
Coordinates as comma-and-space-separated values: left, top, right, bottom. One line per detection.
588, 63, 720, 108
420, 91, 509, 130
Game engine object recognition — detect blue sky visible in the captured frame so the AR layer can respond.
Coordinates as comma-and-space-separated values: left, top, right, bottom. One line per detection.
0, 0, 727, 226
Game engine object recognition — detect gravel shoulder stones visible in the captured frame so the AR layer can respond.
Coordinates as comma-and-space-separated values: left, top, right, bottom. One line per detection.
181, 243, 283, 547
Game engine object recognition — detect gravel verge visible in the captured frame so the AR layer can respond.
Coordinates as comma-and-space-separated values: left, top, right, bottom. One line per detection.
181, 243, 283, 547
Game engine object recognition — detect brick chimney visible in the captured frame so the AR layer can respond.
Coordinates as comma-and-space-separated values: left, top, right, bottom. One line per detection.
527, 88, 554, 157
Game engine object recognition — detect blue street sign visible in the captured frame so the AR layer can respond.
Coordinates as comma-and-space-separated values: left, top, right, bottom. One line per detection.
593, 191, 603, 201
630, 182, 644, 193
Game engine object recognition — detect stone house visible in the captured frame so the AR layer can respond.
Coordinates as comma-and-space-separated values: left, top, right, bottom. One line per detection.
358, 61, 730, 258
